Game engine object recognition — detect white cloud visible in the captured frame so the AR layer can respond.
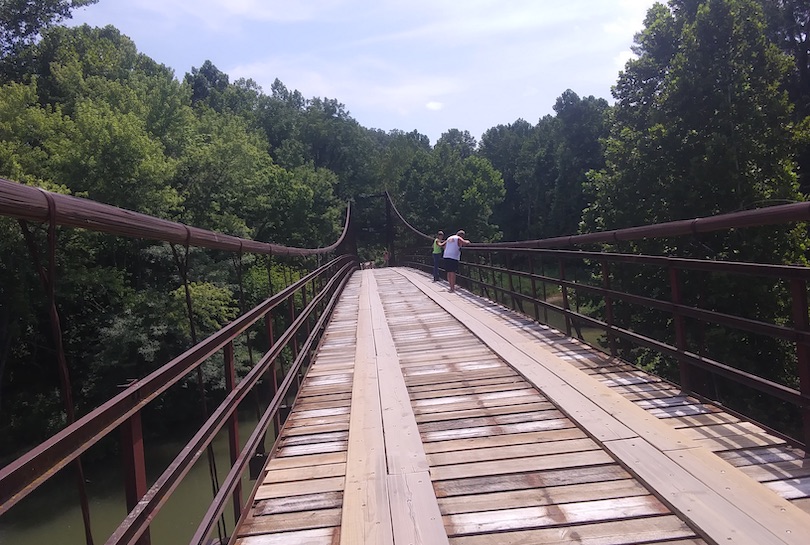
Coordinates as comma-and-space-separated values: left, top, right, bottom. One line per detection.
426, 102, 444, 111
125, 0, 345, 28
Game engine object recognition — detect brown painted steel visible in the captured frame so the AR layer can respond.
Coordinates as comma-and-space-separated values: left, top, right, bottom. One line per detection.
0, 178, 351, 256
0, 256, 356, 514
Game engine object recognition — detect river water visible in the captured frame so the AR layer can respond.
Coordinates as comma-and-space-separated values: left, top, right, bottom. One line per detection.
0, 416, 266, 545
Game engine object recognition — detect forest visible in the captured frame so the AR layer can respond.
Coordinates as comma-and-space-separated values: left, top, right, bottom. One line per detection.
2, 0, 810, 457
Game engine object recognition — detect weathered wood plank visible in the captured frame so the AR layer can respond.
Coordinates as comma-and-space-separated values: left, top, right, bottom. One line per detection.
427, 437, 599, 467
433, 465, 631, 497
438, 479, 649, 515
255, 476, 345, 500
448, 514, 697, 545
431, 450, 614, 481
263, 451, 347, 472
241, 508, 342, 535
422, 426, 587, 455
444, 495, 670, 536
415, 401, 553, 424
388, 472, 450, 545
263, 462, 347, 484
253, 491, 343, 516
236, 527, 337, 545
340, 271, 393, 545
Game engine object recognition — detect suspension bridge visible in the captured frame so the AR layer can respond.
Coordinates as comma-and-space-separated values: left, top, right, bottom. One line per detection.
1, 178, 809, 545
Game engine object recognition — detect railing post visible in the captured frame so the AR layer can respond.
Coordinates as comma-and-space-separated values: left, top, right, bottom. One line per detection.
506, 254, 522, 312
264, 313, 281, 438
541, 256, 549, 324
529, 255, 540, 322
223, 342, 242, 523
120, 406, 150, 545
790, 278, 810, 448
559, 258, 572, 337
669, 265, 692, 392
601, 260, 617, 357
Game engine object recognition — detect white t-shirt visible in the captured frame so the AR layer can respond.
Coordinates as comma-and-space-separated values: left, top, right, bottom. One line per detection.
443, 235, 462, 260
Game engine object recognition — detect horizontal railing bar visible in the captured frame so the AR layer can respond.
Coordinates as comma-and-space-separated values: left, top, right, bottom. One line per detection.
465, 246, 810, 279
0, 178, 350, 256
469, 201, 810, 248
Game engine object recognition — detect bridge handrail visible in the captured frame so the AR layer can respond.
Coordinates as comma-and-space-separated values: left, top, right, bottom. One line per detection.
190, 263, 354, 545
0, 177, 352, 255
107, 257, 356, 545
0, 255, 354, 516
471, 201, 810, 248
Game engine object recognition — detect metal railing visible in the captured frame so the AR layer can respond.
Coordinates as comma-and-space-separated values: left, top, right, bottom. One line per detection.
0, 178, 359, 545
399, 202, 810, 448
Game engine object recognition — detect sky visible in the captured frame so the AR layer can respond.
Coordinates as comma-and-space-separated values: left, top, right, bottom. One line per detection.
69, 0, 658, 145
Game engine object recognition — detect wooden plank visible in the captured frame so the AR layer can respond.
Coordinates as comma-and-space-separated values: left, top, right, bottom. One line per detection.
417, 408, 566, 432
415, 401, 553, 424
275, 441, 347, 457
605, 438, 810, 545
763, 477, 810, 500
241, 508, 341, 535
367, 272, 431, 475
691, 433, 788, 452
449, 514, 697, 545
236, 527, 336, 545
444, 495, 670, 535
263, 462, 346, 484
279, 431, 349, 447
340, 270, 393, 545
406, 375, 524, 394
423, 427, 587, 455
420, 416, 574, 442
411, 388, 542, 408
388, 472, 450, 545
253, 491, 343, 515
255, 476, 345, 500
408, 381, 531, 400
264, 451, 346, 471
738, 459, 810, 482
718, 446, 807, 467
431, 450, 614, 481
282, 421, 350, 436
438, 479, 649, 515
427, 437, 599, 466
412, 392, 547, 415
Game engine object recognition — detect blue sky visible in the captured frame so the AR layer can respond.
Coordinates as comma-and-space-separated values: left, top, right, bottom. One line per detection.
70, 0, 657, 145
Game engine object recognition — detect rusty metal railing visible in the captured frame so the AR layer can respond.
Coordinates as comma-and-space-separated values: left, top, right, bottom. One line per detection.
0, 178, 359, 545
399, 201, 810, 448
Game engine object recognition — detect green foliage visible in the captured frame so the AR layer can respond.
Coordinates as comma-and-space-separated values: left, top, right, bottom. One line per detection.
580, 0, 807, 432
0, 0, 97, 63
480, 91, 609, 240
393, 129, 505, 242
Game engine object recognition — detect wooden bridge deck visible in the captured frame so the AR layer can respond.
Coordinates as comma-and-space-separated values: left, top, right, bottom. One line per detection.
234, 268, 810, 545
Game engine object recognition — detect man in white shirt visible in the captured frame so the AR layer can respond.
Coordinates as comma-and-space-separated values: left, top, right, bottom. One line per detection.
439, 230, 470, 292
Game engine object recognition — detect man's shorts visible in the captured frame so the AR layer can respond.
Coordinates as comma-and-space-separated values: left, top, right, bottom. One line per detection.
443, 258, 459, 273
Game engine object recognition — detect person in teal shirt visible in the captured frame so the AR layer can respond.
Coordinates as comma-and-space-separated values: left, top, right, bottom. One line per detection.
432, 230, 444, 281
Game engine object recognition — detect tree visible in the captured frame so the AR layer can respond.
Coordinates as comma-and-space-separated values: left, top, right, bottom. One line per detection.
0, 0, 97, 61
583, 0, 805, 430
479, 119, 534, 240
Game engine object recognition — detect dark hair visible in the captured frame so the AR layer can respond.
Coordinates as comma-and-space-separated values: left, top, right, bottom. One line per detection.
437, 230, 444, 236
